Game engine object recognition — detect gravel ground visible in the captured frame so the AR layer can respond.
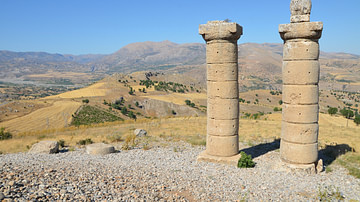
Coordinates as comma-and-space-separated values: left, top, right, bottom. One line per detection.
0, 142, 359, 201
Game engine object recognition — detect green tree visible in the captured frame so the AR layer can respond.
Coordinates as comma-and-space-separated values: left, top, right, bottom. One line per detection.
354, 115, 360, 126
279, 100, 283, 105
82, 99, 89, 104
121, 107, 128, 115
340, 108, 354, 119
0, 127, 12, 140
328, 107, 338, 116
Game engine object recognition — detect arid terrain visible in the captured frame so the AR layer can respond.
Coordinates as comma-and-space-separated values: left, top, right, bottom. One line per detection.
0, 41, 360, 201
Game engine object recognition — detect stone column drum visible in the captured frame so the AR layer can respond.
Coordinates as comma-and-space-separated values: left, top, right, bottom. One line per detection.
197, 21, 243, 165
279, 0, 323, 166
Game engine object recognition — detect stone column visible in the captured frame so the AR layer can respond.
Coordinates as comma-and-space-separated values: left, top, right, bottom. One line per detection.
197, 21, 243, 165
279, 0, 323, 169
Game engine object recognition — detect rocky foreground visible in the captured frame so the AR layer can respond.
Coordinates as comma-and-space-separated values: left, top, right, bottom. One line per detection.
0, 142, 359, 201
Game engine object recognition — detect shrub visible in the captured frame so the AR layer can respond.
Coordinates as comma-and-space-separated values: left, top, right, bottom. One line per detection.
355, 115, 360, 126
340, 108, 354, 119
328, 107, 338, 115
82, 99, 89, 104
0, 127, 12, 140
274, 107, 282, 112
238, 151, 255, 168
58, 139, 65, 148
77, 138, 93, 145
279, 100, 283, 105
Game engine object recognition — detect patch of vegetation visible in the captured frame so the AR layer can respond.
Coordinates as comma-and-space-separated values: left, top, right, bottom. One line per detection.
0, 127, 12, 140
317, 185, 344, 201
122, 134, 136, 150
340, 108, 354, 119
237, 151, 255, 168
336, 153, 360, 179
328, 107, 338, 115
185, 100, 196, 108
354, 115, 360, 126
273, 107, 282, 112
71, 105, 123, 126
77, 138, 93, 145
82, 99, 89, 104
57, 139, 66, 148
270, 90, 282, 95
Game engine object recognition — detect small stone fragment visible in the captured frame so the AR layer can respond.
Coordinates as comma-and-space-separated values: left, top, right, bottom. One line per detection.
134, 129, 147, 137
316, 159, 323, 173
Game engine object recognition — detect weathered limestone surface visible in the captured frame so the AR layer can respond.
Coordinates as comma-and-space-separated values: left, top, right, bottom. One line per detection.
28, 141, 59, 154
86, 143, 115, 155
198, 21, 242, 164
279, 0, 323, 169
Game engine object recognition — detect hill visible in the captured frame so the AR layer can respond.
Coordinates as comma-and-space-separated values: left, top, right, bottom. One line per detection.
1, 41, 360, 93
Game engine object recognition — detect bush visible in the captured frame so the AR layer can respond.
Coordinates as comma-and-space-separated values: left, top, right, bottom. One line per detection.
58, 139, 65, 148
238, 151, 255, 168
274, 107, 282, 112
77, 138, 93, 145
328, 107, 338, 115
340, 108, 354, 119
82, 99, 89, 104
0, 127, 12, 140
355, 115, 360, 126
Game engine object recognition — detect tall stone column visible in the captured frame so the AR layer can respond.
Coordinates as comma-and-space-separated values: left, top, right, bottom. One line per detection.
197, 21, 243, 165
279, 0, 323, 169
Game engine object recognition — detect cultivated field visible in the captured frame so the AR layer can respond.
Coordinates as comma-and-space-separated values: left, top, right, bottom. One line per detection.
1, 100, 81, 133
45, 82, 108, 99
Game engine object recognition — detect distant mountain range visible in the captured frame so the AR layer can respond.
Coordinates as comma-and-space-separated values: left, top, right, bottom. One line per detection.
1, 41, 359, 91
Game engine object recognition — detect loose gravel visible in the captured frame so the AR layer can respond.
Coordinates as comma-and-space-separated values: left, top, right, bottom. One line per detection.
1, 142, 359, 201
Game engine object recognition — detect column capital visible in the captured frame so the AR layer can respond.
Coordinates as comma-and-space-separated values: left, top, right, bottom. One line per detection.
199, 21, 242, 42
290, 0, 312, 23
279, 21, 323, 40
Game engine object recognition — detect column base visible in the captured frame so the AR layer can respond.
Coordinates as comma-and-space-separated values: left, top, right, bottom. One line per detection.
275, 159, 323, 174
197, 150, 241, 166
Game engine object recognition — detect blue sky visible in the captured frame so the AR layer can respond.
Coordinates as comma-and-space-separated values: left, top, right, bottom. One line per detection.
1, 0, 359, 55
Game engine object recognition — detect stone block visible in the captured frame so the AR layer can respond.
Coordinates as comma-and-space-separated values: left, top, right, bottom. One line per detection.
28, 140, 59, 154
279, 22, 323, 40
207, 81, 238, 99
281, 121, 318, 144
208, 98, 239, 120
283, 40, 319, 60
86, 143, 115, 155
280, 140, 318, 164
197, 150, 241, 166
207, 118, 239, 136
206, 135, 239, 157
207, 63, 238, 81
282, 104, 318, 123
199, 21, 242, 41
283, 84, 318, 104
206, 42, 238, 64
283, 61, 319, 85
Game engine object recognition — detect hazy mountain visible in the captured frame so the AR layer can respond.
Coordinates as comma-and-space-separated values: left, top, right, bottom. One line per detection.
1, 41, 359, 91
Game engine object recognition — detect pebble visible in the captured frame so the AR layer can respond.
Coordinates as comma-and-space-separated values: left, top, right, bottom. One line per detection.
0, 141, 359, 201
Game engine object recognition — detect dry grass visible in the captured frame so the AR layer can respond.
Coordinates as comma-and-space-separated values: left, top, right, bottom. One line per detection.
142, 92, 206, 106
25, 71, 89, 79
1, 101, 81, 133
45, 82, 108, 99
2, 113, 358, 154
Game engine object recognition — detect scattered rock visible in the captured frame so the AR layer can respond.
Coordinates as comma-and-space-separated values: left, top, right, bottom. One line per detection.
0, 192, 5, 200
28, 141, 59, 154
86, 143, 115, 155
316, 159, 323, 173
134, 129, 147, 137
